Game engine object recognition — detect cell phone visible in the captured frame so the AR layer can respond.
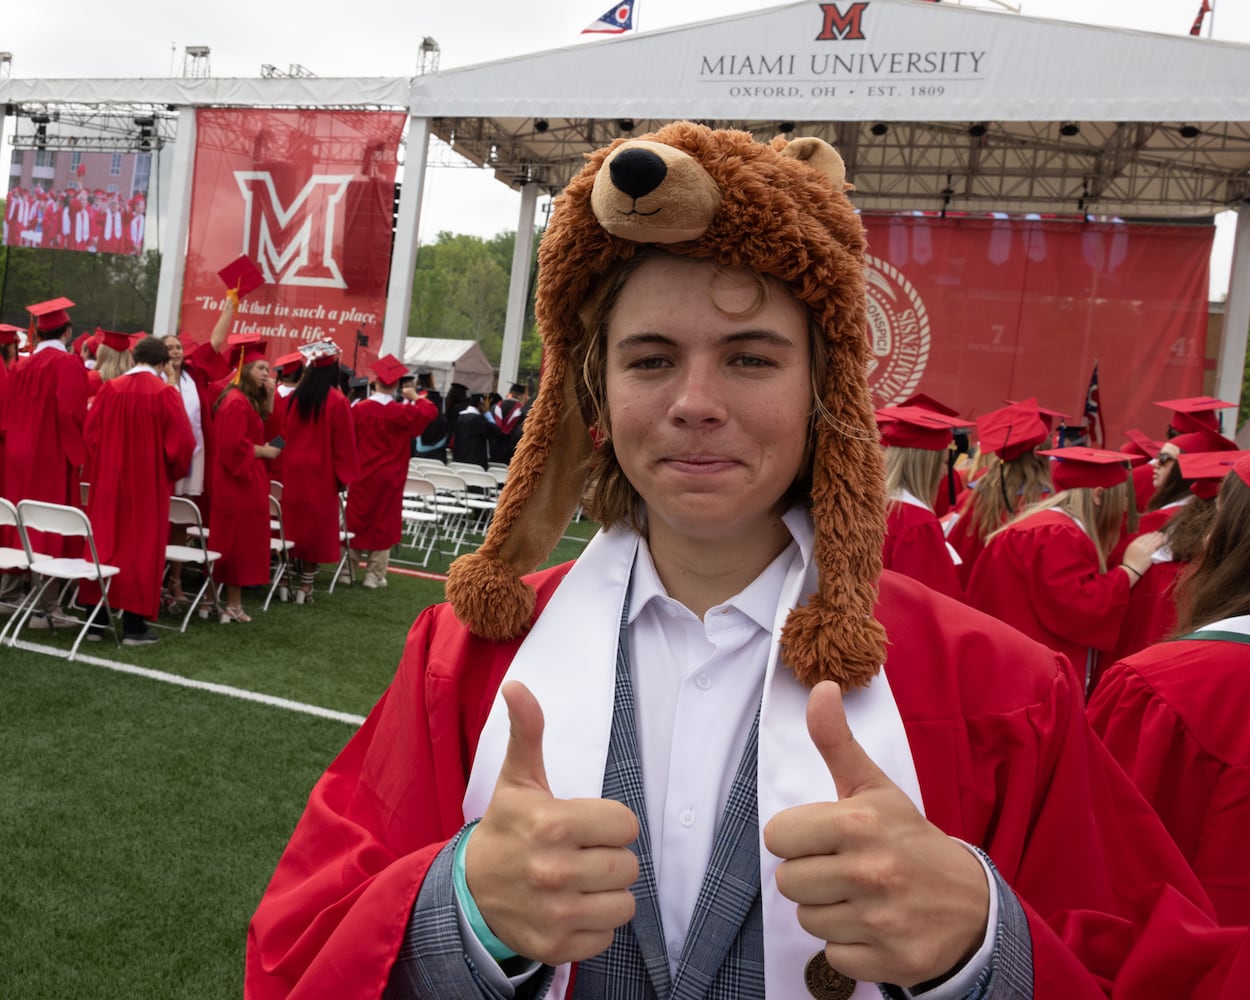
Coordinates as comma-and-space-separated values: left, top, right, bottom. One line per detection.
269, 436, 285, 449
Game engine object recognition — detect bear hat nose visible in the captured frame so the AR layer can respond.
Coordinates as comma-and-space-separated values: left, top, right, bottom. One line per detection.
609, 147, 668, 200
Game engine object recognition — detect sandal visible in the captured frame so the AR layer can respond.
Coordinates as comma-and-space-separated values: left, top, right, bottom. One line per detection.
294, 588, 314, 605
220, 606, 252, 624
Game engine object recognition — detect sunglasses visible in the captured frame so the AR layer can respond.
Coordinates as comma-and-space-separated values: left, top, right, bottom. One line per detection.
1156, 453, 1176, 467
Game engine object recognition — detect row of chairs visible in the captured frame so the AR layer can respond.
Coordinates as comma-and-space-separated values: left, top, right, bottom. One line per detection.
0, 496, 228, 659
400, 469, 501, 567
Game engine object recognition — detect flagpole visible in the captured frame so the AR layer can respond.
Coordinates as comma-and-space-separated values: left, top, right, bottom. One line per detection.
1209, 0, 1216, 37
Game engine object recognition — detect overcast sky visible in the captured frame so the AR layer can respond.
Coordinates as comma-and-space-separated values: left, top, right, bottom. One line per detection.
6, 0, 1247, 294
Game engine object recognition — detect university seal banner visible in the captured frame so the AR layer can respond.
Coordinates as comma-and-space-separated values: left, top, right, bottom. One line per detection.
181, 109, 405, 366
861, 215, 1213, 445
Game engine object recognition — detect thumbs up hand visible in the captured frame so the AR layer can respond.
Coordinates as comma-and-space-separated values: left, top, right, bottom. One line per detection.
463, 681, 641, 966
763, 682, 989, 989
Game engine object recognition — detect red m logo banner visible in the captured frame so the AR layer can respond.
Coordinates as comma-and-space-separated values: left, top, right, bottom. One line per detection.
816, 2, 869, 41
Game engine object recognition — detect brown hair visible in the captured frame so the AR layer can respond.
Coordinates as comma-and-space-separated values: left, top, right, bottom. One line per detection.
214, 361, 273, 418
574, 251, 828, 532
1162, 495, 1217, 564
1172, 474, 1250, 634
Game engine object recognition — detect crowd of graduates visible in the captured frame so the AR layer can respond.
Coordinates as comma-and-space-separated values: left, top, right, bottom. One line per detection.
878, 391, 1250, 925
0, 293, 469, 642
4, 184, 146, 254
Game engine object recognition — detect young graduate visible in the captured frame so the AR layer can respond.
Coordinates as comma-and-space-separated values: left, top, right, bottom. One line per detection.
276, 341, 359, 603
343, 354, 438, 588
967, 446, 1163, 693
209, 338, 280, 623
1089, 450, 1250, 926
247, 125, 1249, 1000
877, 404, 969, 601
944, 399, 1052, 587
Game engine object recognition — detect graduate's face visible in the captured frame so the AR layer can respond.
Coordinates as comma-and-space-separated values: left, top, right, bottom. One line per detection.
1153, 442, 1180, 490
603, 255, 812, 547
163, 336, 183, 365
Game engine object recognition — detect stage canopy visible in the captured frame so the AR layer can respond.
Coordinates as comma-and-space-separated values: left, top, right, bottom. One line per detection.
2, 0, 1248, 420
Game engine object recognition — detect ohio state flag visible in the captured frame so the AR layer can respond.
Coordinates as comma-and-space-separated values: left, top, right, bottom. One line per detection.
582, 1, 634, 34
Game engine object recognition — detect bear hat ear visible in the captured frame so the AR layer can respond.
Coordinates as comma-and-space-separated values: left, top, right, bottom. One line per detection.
777, 136, 849, 192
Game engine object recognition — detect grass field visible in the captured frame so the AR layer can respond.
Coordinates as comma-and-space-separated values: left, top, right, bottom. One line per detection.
0, 522, 595, 999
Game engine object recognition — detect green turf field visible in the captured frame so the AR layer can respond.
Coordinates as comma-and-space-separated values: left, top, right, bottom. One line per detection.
0, 523, 594, 998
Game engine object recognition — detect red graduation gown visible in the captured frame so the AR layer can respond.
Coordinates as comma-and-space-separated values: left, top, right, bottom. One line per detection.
2, 345, 88, 556
78, 371, 195, 617
1096, 559, 1183, 690
279, 390, 359, 564
208, 390, 272, 587
345, 397, 437, 551
966, 508, 1130, 679
882, 499, 963, 601
245, 568, 1242, 1000
1089, 633, 1250, 926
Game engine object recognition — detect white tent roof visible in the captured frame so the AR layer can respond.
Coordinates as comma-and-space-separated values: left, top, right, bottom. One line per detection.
411, 0, 1250, 218
402, 337, 496, 395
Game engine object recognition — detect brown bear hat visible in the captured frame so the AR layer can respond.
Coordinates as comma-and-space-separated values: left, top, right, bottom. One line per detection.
446, 122, 886, 690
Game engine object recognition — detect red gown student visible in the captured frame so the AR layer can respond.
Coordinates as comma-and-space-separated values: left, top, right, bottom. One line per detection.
278, 342, 359, 603
3, 298, 89, 557
78, 337, 195, 643
250, 124, 1248, 1000
345, 354, 437, 588
877, 403, 968, 601
967, 447, 1162, 692
1102, 450, 1246, 680
209, 341, 280, 624
945, 399, 1051, 587
1089, 452, 1250, 927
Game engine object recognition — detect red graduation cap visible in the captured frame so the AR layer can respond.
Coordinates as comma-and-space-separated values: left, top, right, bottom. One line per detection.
1235, 453, 1250, 490
976, 400, 1050, 461
369, 353, 410, 386
1168, 428, 1238, 455
1176, 450, 1250, 499
0, 323, 22, 346
1038, 447, 1131, 490
217, 255, 266, 299
898, 392, 962, 418
1154, 396, 1236, 435
26, 297, 75, 332
876, 405, 967, 451
96, 328, 135, 353
1120, 428, 1162, 463
1005, 398, 1071, 434
273, 351, 305, 375
225, 333, 269, 377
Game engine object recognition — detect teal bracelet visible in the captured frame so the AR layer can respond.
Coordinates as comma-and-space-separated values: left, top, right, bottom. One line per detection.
453, 822, 519, 961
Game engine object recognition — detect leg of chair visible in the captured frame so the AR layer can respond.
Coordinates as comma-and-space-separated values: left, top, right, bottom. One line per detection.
7, 575, 54, 646
68, 586, 120, 661
264, 551, 288, 611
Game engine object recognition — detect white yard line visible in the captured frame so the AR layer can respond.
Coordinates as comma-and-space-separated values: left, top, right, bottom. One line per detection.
9, 639, 366, 726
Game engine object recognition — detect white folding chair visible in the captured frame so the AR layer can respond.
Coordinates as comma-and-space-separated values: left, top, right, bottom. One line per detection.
456, 468, 501, 534
10, 500, 121, 659
163, 497, 222, 632
0, 499, 35, 645
409, 458, 446, 475
420, 469, 473, 556
487, 463, 509, 487
400, 475, 440, 567
328, 492, 355, 594
265, 495, 296, 611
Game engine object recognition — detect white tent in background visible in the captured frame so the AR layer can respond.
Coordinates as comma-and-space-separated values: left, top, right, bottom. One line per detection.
402, 337, 496, 395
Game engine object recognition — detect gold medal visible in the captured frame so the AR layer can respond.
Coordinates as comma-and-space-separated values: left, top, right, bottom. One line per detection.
804, 951, 857, 1000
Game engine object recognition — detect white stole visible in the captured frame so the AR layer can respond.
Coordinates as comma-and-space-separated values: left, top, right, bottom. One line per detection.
463, 519, 923, 999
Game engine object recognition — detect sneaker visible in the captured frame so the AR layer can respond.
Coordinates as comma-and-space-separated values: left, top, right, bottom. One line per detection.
28, 609, 82, 631
361, 574, 380, 589
122, 630, 160, 647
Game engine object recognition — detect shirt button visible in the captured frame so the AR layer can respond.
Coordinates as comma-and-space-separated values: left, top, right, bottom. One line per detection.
695, 673, 712, 690
679, 808, 695, 827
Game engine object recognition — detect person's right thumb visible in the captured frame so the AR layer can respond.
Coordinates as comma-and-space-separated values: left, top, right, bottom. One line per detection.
498, 681, 551, 792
